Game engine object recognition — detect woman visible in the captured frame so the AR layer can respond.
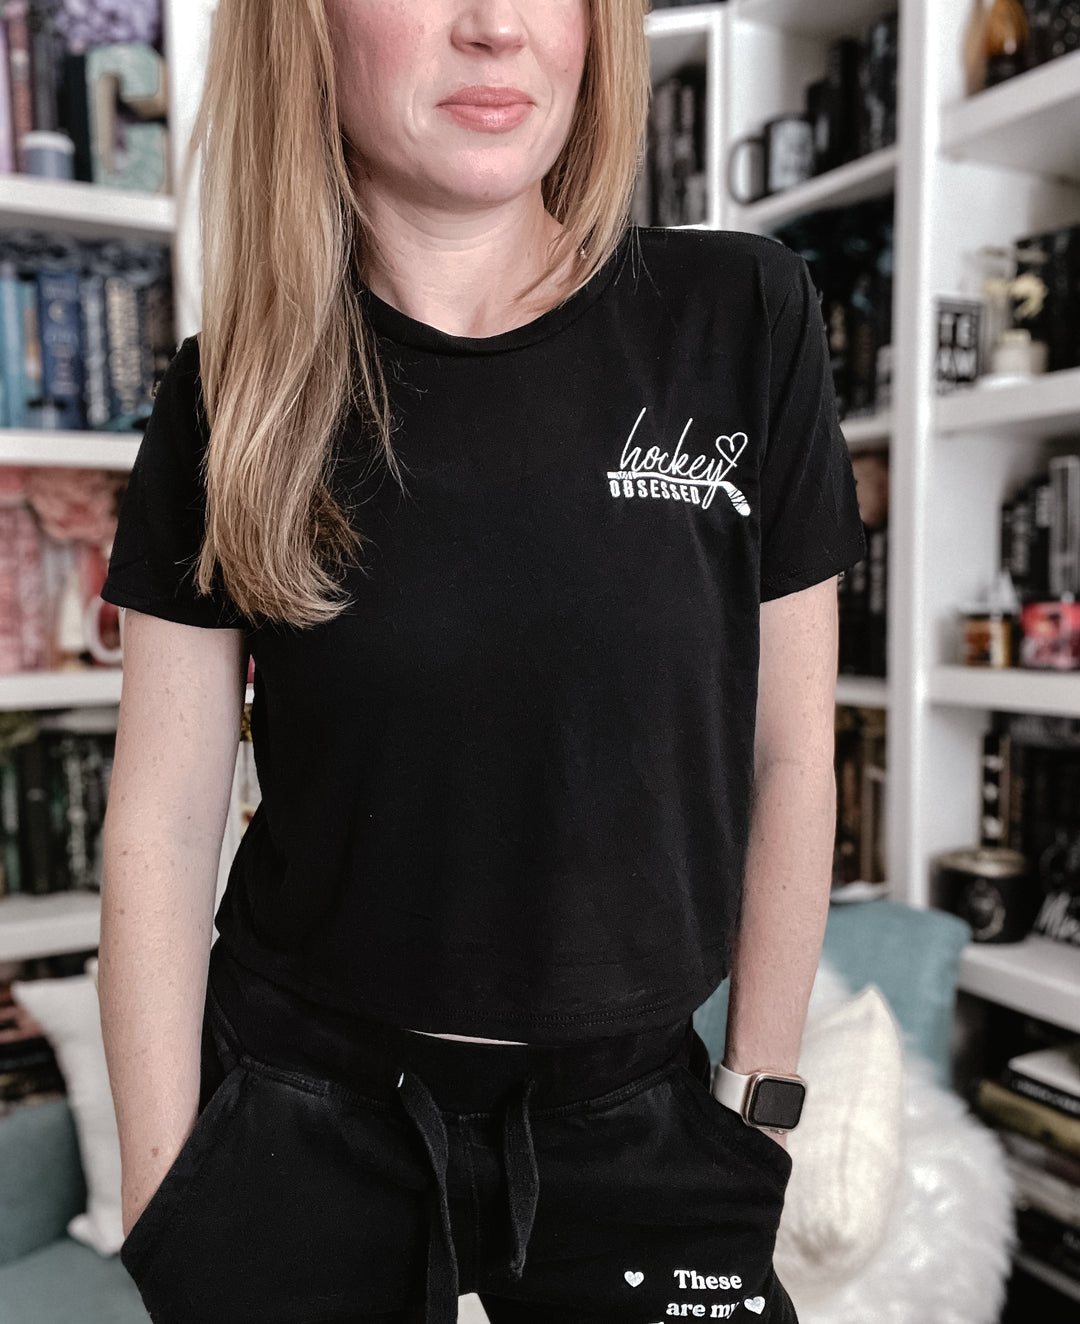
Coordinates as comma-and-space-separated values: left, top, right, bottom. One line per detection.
98, 2, 866, 1322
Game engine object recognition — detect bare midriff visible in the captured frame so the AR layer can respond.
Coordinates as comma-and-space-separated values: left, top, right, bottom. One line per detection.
405, 1029, 528, 1045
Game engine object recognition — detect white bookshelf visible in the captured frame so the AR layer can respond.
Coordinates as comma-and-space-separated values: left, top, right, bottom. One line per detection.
0, 890, 102, 963
836, 675, 891, 710
0, 0, 240, 964
931, 666, 1080, 719
711, 0, 1080, 1061
940, 45, 1080, 180
734, 0, 898, 35
842, 411, 894, 447
0, 175, 175, 241
0, 669, 123, 712
647, 4, 726, 231
936, 367, 1080, 440
733, 144, 898, 232
959, 938, 1080, 1036
711, 12, 1080, 1310
0, 428, 141, 468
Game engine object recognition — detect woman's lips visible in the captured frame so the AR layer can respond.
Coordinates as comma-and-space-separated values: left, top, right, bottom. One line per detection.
437, 87, 534, 133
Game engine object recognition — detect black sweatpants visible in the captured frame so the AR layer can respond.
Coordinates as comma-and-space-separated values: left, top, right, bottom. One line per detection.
119, 940, 798, 1324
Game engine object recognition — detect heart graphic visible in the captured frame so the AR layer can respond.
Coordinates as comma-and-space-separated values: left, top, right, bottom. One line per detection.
744, 1297, 766, 1314
624, 1270, 644, 1288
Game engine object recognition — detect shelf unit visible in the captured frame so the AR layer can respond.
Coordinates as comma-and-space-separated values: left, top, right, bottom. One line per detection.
959, 936, 1080, 1036
0, 174, 174, 241
716, 0, 1080, 1017
936, 366, 1080, 440
836, 675, 891, 709
940, 44, 1080, 178
711, 5, 1080, 1306
0, 0, 245, 966
733, 144, 899, 231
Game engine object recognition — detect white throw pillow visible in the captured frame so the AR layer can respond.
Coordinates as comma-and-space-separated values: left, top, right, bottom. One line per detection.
773, 982, 904, 1304
10, 957, 124, 1255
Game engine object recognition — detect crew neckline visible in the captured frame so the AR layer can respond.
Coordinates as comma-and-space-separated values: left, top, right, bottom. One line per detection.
357, 227, 634, 356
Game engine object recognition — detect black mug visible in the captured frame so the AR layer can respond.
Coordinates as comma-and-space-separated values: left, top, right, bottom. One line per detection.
727, 114, 815, 206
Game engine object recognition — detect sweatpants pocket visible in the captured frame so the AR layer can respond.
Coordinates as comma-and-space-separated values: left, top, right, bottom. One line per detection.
122, 1048, 440, 1324
477, 1055, 799, 1322
119, 1060, 246, 1283
668, 1057, 794, 1193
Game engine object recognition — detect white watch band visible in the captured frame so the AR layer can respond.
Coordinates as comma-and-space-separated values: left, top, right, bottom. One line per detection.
711, 1061, 755, 1114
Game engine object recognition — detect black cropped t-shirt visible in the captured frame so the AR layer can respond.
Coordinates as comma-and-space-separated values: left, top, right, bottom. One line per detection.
101, 227, 867, 1044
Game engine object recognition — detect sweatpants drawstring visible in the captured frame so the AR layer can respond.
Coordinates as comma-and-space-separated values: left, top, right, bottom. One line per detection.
397, 1069, 541, 1323
502, 1075, 539, 1279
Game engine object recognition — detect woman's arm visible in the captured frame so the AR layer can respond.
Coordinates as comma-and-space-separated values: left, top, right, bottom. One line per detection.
723, 576, 840, 1147
98, 608, 248, 1236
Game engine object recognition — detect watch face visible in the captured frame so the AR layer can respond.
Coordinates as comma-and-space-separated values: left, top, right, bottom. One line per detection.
747, 1076, 805, 1130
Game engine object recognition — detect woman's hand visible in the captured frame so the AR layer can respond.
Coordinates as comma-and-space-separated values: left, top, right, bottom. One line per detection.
761, 1127, 789, 1151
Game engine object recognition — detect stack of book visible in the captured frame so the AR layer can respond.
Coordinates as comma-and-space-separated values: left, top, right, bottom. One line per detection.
632, 63, 708, 229
809, 12, 899, 175
977, 1040, 1080, 1288
1012, 223, 1080, 376
981, 713, 1080, 949
1, 0, 167, 188
833, 704, 887, 888
0, 711, 115, 899
0, 228, 174, 431
773, 195, 895, 422
1001, 454, 1080, 608
839, 446, 888, 679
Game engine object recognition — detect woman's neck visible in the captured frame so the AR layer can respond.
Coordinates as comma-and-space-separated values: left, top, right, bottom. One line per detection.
358, 191, 581, 338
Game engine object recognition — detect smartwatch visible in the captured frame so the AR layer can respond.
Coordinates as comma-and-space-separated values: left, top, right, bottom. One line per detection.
711, 1061, 807, 1132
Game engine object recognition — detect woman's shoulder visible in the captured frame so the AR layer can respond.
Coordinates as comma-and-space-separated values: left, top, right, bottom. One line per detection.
627, 225, 806, 316
631, 224, 802, 272
171, 332, 202, 375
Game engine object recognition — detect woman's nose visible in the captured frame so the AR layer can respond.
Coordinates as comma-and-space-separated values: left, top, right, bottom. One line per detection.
451, 3, 528, 57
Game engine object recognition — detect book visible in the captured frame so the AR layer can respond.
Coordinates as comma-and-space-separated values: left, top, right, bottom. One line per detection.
1001, 1127, 1080, 1189
980, 727, 1011, 848
646, 65, 707, 228
859, 11, 899, 156
1015, 1203, 1080, 1282
1006, 1044, 1080, 1119
866, 525, 888, 677
0, 19, 13, 175
1007, 1153, 1080, 1230
1049, 455, 1080, 600
994, 712, 1080, 948
773, 195, 895, 423
824, 36, 863, 171
833, 705, 887, 888
3, 2, 33, 176
36, 261, 86, 430
0, 231, 174, 432
977, 1077, 1080, 1160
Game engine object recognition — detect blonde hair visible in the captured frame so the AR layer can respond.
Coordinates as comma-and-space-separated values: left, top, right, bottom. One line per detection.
183, 0, 650, 628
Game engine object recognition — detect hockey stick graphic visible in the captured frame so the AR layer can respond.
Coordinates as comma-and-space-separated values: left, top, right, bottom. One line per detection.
720, 481, 751, 516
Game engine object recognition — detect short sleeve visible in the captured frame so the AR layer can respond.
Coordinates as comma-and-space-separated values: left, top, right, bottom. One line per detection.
100, 335, 247, 629
758, 248, 868, 602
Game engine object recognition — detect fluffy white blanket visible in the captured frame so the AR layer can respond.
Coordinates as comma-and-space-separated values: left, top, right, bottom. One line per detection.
779, 961, 1016, 1324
